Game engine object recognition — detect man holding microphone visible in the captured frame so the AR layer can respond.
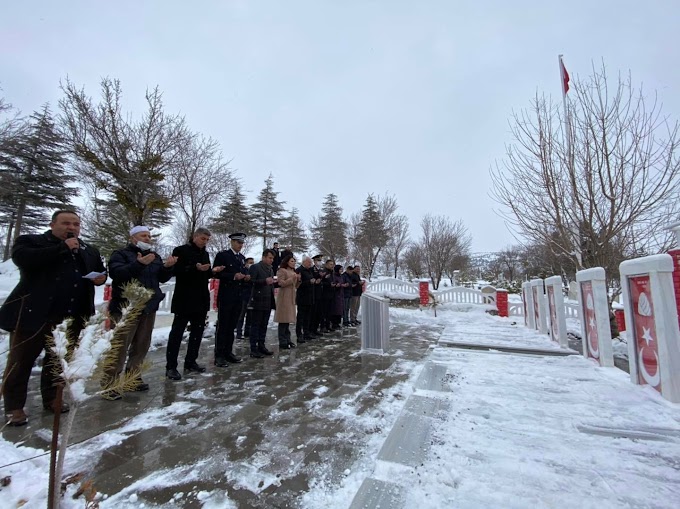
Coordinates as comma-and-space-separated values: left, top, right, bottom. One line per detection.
0, 210, 107, 426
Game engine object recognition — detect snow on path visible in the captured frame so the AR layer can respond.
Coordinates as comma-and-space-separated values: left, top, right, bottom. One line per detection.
349, 307, 680, 509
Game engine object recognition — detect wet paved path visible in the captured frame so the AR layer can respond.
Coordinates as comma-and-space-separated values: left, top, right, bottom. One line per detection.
4, 319, 443, 507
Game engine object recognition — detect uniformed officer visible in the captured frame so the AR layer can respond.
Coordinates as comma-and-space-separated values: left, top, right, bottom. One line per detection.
212, 233, 250, 366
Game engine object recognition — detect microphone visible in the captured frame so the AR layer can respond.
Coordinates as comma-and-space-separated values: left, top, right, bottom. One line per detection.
66, 232, 79, 254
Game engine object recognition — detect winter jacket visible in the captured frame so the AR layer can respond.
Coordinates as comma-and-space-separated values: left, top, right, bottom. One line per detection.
295, 265, 315, 306
330, 272, 345, 316
170, 241, 211, 315
274, 267, 299, 323
248, 261, 276, 311
351, 272, 363, 296
342, 272, 353, 298
0, 231, 105, 332
108, 244, 174, 315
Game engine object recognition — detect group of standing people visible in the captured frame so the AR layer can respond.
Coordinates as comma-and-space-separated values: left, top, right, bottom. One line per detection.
0, 212, 363, 426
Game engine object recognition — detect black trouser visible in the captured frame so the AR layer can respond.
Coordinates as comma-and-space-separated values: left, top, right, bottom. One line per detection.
278, 323, 291, 345
250, 309, 271, 351
310, 299, 321, 333
3, 317, 85, 413
296, 304, 312, 338
166, 312, 206, 370
236, 301, 251, 335
320, 298, 333, 330
215, 296, 240, 359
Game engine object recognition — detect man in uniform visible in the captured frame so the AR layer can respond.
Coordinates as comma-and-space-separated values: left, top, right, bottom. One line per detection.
212, 233, 250, 366
0, 210, 107, 426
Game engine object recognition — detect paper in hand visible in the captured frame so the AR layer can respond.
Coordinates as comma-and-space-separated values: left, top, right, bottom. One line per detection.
83, 271, 107, 280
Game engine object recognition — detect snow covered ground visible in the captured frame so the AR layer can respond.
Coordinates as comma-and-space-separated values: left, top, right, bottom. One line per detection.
1, 272, 677, 507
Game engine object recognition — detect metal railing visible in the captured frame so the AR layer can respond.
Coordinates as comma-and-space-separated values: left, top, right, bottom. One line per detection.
361, 293, 390, 353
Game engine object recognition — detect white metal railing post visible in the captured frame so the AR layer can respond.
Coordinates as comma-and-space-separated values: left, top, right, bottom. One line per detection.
545, 275, 568, 348
576, 267, 614, 367
530, 279, 548, 334
361, 293, 390, 353
620, 254, 680, 402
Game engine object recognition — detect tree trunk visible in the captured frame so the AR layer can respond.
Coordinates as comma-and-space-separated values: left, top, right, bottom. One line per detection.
3, 219, 15, 261
13, 197, 26, 241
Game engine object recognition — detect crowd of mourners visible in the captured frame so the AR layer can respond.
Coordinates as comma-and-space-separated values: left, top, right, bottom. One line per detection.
0, 211, 363, 426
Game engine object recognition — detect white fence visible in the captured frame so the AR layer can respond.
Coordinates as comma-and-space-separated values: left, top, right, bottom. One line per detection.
365, 279, 492, 305
365, 278, 418, 295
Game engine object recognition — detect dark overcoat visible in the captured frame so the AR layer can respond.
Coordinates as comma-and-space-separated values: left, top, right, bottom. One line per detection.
248, 261, 276, 311
295, 265, 315, 306
170, 241, 211, 315
108, 244, 174, 315
0, 231, 105, 332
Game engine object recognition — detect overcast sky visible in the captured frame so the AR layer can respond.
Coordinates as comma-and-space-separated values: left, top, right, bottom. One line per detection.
2, 1, 679, 253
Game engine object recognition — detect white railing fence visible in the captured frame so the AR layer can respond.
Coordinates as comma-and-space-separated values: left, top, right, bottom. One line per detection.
365, 278, 418, 295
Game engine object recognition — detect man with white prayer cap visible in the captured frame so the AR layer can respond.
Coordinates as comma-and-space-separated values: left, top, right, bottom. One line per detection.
103, 225, 177, 398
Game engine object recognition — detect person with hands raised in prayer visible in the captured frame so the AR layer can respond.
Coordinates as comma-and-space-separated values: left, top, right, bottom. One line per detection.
104, 225, 176, 398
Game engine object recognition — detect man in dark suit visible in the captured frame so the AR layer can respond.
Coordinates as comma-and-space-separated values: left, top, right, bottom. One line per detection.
212, 233, 250, 366
247, 249, 277, 358
165, 227, 218, 380
0, 210, 107, 426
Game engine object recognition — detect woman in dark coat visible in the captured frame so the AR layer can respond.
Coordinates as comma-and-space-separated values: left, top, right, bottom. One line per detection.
330, 265, 345, 329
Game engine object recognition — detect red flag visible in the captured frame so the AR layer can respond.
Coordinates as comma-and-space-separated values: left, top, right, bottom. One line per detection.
560, 58, 570, 95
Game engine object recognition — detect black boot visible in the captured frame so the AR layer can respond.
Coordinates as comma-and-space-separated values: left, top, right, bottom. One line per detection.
258, 344, 274, 356
166, 368, 182, 380
184, 362, 206, 373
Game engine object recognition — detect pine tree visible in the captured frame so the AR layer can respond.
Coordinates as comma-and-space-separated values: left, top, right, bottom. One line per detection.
280, 207, 309, 254
210, 179, 254, 236
310, 193, 348, 261
250, 173, 286, 249
354, 194, 388, 279
0, 105, 77, 260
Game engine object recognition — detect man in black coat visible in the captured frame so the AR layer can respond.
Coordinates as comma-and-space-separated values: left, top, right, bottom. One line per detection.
295, 256, 315, 343
165, 228, 218, 380
247, 249, 276, 358
0, 210, 107, 426
350, 264, 363, 325
212, 232, 250, 366
309, 254, 324, 336
105, 225, 176, 396
271, 242, 281, 273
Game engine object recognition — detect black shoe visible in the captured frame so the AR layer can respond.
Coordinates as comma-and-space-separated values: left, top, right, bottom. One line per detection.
236, 332, 243, 339
250, 350, 265, 358
214, 357, 229, 367
184, 362, 206, 373
297, 338, 307, 344
134, 381, 149, 392
258, 346, 274, 356
279, 342, 291, 349
288, 342, 297, 348
226, 353, 242, 364
166, 368, 182, 380
355, 320, 361, 324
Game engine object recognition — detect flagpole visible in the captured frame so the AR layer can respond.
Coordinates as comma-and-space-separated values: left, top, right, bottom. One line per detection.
558, 54, 582, 268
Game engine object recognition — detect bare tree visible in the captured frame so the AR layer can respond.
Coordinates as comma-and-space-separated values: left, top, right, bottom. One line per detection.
491, 62, 680, 283
59, 77, 191, 235
384, 213, 410, 278
403, 243, 425, 280
420, 214, 472, 289
169, 134, 234, 242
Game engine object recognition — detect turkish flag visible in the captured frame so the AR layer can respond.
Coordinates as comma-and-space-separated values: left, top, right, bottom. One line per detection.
561, 59, 570, 95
